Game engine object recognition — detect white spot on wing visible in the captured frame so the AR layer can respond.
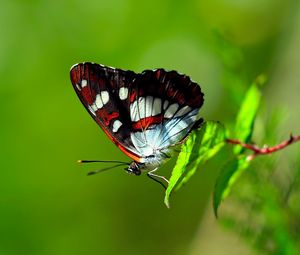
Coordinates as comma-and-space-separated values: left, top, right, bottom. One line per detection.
81, 79, 87, 88
119, 87, 128, 100
138, 97, 146, 119
112, 120, 123, 133
76, 84, 81, 91
95, 94, 103, 109
101, 91, 109, 105
145, 96, 153, 117
130, 100, 139, 122
152, 98, 161, 116
174, 106, 191, 117
130, 97, 148, 121
91, 103, 98, 112
88, 105, 96, 116
164, 103, 179, 118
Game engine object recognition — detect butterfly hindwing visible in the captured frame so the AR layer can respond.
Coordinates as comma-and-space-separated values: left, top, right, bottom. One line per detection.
128, 69, 204, 155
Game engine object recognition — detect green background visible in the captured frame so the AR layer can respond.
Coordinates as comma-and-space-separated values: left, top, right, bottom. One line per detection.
1, 0, 299, 254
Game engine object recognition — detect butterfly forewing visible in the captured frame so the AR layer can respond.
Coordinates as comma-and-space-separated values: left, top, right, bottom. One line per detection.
70, 63, 142, 162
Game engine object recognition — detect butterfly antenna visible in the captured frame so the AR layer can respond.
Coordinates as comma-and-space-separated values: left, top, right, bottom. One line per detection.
87, 163, 127, 176
78, 160, 130, 165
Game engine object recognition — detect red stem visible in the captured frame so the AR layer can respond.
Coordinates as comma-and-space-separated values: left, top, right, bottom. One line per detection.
226, 134, 300, 160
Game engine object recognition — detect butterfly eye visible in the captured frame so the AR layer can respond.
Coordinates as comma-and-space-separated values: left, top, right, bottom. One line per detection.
126, 164, 141, 176
134, 169, 141, 176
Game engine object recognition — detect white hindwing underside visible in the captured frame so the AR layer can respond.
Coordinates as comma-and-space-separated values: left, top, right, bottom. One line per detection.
130, 98, 199, 160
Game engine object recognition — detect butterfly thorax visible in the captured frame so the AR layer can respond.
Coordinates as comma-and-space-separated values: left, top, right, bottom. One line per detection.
127, 149, 172, 175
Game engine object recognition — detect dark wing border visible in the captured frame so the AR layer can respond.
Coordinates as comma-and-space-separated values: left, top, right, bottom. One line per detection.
70, 62, 142, 162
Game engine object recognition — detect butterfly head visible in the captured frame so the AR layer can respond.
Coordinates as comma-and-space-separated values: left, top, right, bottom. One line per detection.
126, 162, 142, 176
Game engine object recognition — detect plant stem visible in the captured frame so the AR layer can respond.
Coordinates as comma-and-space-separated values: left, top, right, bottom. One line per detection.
226, 134, 300, 160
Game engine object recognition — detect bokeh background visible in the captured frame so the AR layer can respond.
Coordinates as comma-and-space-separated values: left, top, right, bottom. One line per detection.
1, 0, 300, 254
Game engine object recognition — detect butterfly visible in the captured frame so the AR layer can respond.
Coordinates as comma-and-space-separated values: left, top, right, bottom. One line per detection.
70, 62, 204, 185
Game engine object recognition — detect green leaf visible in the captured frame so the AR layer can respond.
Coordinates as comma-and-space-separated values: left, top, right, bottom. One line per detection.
176, 121, 226, 190
213, 156, 250, 217
212, 76, 266, 215
233, 75, 265, 154
164, 121, 226, 208
164, 131, 197, 208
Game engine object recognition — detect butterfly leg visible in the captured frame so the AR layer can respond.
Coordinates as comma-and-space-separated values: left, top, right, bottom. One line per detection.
147, 169, 169, 190
148, 168, 169, 184
147, 168, 169, 190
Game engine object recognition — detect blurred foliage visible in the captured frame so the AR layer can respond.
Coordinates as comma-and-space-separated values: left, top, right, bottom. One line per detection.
212, 76, 263, 216
233, 75, 264, 153
204, 3, 300, 254
213, 155, 249, 217
1, 0, 300, 255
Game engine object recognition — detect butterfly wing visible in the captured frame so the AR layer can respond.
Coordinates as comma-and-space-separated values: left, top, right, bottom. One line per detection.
70, 63, 204, 162
70, 62, 142, 162
128, 69, 204, 156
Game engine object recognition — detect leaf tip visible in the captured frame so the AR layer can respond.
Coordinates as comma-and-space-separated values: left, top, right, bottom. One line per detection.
213, 195, 220, 218
164, 198, 170, 209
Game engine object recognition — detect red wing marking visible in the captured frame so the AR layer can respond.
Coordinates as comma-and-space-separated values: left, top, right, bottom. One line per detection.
155, 69, 161, 79
96, 110, 119, 126
129, 91, 137, 103
132, 116, 164, 130
117, 144, 142, 163
81, 87, 94, 105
